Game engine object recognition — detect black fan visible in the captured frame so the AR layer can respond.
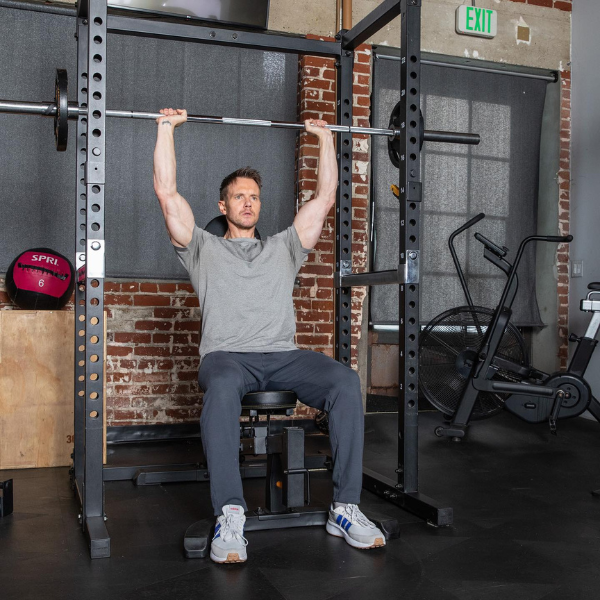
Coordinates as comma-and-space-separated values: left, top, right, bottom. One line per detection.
419, 306, 529, 419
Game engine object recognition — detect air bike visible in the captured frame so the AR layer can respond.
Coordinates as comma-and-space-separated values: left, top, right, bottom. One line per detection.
419, 213, 600, 441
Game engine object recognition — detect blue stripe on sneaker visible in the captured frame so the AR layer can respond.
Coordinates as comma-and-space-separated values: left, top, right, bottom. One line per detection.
344, 520, 352, 532
336, 514, 343, 526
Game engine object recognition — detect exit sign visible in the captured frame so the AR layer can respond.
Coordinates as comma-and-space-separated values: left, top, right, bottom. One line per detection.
456, 5, 497, 39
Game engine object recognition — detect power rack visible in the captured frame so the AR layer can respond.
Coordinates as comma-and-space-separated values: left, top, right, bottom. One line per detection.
66, 0, 452, 558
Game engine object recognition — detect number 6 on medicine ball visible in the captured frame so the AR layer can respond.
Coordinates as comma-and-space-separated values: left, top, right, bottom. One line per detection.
6, 248, 75, 310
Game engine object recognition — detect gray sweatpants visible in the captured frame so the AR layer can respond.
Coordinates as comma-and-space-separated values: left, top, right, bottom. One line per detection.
197, 350, 364, 515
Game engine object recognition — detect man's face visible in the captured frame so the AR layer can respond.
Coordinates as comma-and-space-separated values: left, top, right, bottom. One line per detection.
218, 177, 261, 230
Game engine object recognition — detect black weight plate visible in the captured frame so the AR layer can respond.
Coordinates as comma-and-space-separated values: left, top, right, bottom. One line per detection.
387, 101, 424, 169
387, 100, 401, 169
54, 69, 68, 151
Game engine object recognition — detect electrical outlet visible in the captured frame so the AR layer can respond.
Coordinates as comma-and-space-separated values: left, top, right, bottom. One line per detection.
572, 260, 583, 278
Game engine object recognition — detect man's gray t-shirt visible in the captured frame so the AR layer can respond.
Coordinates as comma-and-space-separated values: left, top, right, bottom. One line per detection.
174, 224, 310, 361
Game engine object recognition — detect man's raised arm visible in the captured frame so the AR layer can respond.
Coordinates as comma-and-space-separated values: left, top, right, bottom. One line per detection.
153, 108, 195, 248
293, 120, 338, 250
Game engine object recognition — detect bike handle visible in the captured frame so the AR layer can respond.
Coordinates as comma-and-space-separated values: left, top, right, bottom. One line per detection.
448, 213, 485, 310
474, 232, 507, 258
449, 212, 485, 241
483, 232, 574, 356
539, 235, 573, 243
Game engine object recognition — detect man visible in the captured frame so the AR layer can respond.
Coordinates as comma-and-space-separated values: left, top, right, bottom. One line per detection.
153, 108, 385, 563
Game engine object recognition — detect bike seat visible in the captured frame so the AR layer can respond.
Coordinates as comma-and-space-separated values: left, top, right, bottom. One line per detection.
588, 282, 600, 291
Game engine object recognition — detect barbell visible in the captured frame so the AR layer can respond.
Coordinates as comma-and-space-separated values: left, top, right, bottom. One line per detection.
0, 69, 480, 157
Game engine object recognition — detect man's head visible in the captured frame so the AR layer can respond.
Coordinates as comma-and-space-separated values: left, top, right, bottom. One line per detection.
218, 167, 262, 233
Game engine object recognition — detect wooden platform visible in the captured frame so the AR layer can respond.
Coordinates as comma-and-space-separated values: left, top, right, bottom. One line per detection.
0, 310, 74, 469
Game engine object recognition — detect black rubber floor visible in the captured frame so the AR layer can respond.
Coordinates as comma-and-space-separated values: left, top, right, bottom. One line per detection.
1, 411, 600, 600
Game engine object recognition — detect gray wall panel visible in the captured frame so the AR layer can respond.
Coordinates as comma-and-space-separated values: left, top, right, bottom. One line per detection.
0, 7, 298, 279
0, 9, 78, 268
371, 57, 547, 327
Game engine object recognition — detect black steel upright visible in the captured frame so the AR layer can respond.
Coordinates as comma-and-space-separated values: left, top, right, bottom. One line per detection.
395, 0, 422, 497
72, 12, 88, 512
334, 49, 354, 366
339, 0, 452, 526
74, 0, 110, 558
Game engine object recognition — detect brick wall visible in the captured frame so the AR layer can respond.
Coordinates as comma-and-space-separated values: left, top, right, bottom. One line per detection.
104, 281, 202, 424
293, 37, 372, 415
507, 0, 571, 11
295, 37, 372, 361
0, 281, 10, 308
0, 277, 203, 425
557, 68, 571, 368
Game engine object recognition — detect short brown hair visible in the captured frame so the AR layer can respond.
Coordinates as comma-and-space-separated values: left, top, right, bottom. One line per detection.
219, 167, 262, 201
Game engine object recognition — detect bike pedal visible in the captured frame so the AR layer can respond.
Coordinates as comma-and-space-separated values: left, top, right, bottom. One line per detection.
435, 425, 466, 439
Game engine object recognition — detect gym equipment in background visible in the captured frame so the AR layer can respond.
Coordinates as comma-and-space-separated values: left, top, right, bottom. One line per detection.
5, 247, 75, 310
419, 214, 530, 419
420, 214, 600, 439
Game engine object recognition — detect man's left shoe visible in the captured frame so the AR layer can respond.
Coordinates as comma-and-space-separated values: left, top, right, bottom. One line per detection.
210, 504, 248, 563
326, 504, 386, 549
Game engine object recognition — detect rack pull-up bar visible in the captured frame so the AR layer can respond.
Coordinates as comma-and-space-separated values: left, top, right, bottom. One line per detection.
0, 69, 481, 151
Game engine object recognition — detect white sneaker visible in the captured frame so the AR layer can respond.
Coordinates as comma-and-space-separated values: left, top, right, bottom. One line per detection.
326, 504, 386, 549
210, 504, 248, 563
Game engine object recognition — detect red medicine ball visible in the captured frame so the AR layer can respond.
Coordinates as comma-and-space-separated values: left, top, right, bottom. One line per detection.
6, 248, 75, 310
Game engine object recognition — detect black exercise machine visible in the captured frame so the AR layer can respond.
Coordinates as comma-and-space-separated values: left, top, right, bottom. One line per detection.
183, 391, 399, 558
183, 391, 326, 558
419, 214, 600, 440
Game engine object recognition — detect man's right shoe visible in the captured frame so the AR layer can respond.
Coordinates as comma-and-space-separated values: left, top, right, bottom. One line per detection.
326, 504, 386, 550
210, 504, 248, 563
